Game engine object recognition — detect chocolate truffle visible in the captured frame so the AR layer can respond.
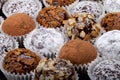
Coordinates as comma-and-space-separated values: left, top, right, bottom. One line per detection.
68, 1, 104, 19
2, 0, 42, 18
104, 0, 120, 12
92, 59, 120, 80
36, 6, 68, 28
95, 30, 120, 56
24, 28, 65, 57
36, 58, 75, 80
101, 12, 120, 31
45, 0, 75, 6
63, 13, 101, 41
2, 13, 35, 36
3, 48, 40, 74
59, 39, 97, 65
0, 33, 18, 55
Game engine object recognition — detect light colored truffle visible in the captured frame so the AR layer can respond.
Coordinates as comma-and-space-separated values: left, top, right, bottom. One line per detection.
95, 30, 120, 56
93, 59, 120, 80
24, 28, 65, 57
0, 33, 18, 55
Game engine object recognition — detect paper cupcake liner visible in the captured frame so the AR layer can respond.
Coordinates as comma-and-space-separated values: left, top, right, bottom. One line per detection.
42, 0, 79, 8
87, 56, 120, 80
68, 53, 100, 80
66, 1, 105, 21
2, 0, 42, 19
0, 57, 35, 80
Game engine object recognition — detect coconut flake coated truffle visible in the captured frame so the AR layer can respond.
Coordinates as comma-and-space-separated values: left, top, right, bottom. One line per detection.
36, 58, 75, 80
24, 28, 65, 57
68, 1, 104, 19
104, 0, 120, 12
93, 59, 120, 80
95, 30, 120, 56
59, 39, 97, 65
0, 33, 18, 55
3, 48, 40, 74
63, 13, 101, 41
2, 13, 35, 36
2, 0, 42, 18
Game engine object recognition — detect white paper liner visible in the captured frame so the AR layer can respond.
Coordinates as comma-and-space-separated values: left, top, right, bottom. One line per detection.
103, 0, 120, 13
66, 1, 105, 21
42, 0, 79, 8
2, 0, 42, 19
58, 54, 99, 79
87, 56, 120, 80
0, 57, 35, 80
23, 27, 67, 58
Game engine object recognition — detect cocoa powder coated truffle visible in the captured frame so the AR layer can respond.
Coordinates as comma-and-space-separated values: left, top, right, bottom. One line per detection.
59, 39, 97, 65
101, 12, 120, 31
2, 13, 35, 36
36, 58, 75, 80
3, 48, 40, 74
36, 6, 68, 28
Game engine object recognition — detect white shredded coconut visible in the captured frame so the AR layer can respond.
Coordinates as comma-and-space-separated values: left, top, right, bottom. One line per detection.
95, 30, 120, 56
3, 0, 42, 18
69, 1, 104, 19
104, 0, 120, 12
24, 28, 65, 57
93, 59, 120, 80
0, 33, 18, 55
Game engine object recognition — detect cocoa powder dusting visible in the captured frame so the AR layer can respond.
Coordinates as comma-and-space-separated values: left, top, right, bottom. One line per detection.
2, 13, 35, 36
59, 39, 97, 65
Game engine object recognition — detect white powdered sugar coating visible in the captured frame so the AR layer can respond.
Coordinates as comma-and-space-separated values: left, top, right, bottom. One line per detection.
95, 30, 120, 56
24, 28, 65, 57
93, 59, 120, 80
104, 0, 120, 12
3, 0, 42, 18
69, 1, 104, 19
0, 33, 18, 55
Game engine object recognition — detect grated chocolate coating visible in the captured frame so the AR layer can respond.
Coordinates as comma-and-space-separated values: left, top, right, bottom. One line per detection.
3, 48, 40, 74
